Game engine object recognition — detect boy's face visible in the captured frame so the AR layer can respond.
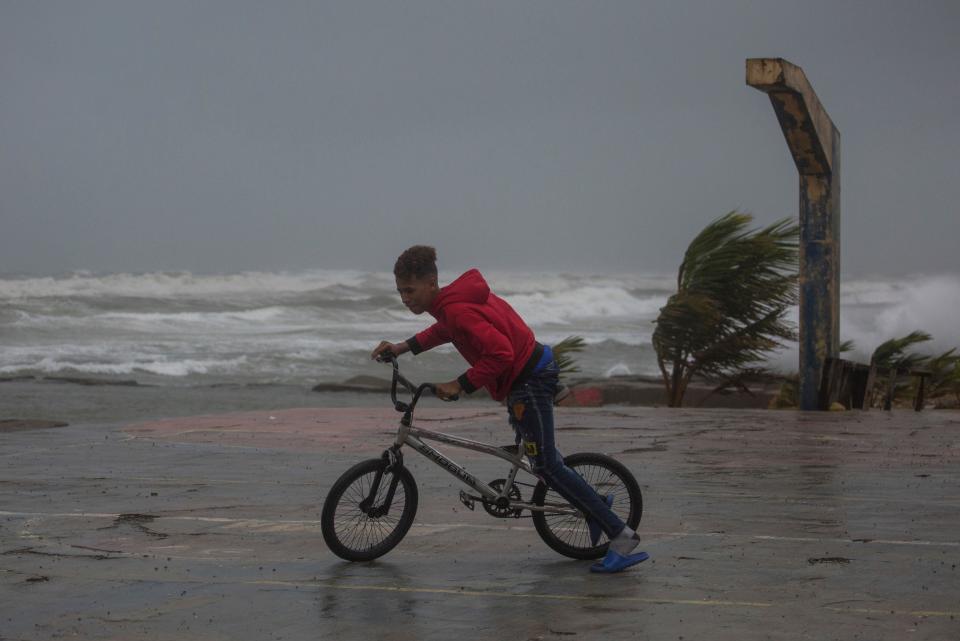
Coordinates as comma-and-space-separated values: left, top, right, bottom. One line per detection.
396, 275, 438, 315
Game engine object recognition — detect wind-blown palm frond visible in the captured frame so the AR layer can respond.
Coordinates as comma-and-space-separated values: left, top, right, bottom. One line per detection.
869, 330, 933, 406
652, 211, 799, 407
875, 341, 960, 406
552, 335, 586, 379
870, 331, 932, 370
925, 348, 960, 401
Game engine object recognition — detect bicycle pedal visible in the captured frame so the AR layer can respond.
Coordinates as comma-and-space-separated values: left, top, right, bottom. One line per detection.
458, 490, 475, 511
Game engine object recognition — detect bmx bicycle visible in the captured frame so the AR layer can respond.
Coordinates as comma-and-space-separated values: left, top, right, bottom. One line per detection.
321, 353, 643, 562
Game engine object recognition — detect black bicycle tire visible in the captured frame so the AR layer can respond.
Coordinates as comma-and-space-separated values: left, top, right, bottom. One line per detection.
531, 452, 642, 560
321, 458, 418, 562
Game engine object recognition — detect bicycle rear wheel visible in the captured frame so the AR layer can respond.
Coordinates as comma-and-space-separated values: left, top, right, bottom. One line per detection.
531, 452, 642, 560
321, 458, 418, 561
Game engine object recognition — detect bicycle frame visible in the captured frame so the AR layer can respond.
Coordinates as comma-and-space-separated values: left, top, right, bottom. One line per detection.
377, 354, 578, 516
396, 418, 578, 517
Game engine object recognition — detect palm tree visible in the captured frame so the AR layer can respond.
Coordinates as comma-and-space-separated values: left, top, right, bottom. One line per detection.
652, 211, 799, 407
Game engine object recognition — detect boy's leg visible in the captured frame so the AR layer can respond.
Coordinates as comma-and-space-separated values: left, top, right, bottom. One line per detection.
507, 372, 625, 539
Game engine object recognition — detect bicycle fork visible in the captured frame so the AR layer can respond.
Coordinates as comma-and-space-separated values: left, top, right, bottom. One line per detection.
359, 447, 404, 518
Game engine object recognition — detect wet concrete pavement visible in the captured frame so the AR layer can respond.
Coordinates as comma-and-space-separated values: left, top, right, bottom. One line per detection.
2, 406, 959, 640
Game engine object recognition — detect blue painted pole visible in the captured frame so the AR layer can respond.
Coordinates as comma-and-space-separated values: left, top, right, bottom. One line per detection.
747, 59, 840, 410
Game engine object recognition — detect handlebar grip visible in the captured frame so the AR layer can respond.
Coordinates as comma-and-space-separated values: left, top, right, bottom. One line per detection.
376, 350, 396, 363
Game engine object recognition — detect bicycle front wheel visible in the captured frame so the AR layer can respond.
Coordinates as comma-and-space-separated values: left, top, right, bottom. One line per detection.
531, 452, 642, 560
321, 458, 418, 562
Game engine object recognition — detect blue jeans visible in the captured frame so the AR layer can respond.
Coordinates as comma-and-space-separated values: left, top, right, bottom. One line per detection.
506, 361, 626, 538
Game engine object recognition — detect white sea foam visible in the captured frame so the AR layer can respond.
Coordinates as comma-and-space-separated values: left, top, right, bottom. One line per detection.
505, 286, 665, 326
0, 270, 378, 300
840, 274, 960, 359
0, 356, 249, 377
484, 271, 675, 296
11, 306, 291, 328
604, 363, 633, 378
755, 274, 960, 372
535, 331, 653, 347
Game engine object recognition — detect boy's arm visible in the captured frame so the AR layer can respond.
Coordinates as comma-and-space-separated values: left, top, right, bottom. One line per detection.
405, 323, 452, 355
452, 311, 514, 394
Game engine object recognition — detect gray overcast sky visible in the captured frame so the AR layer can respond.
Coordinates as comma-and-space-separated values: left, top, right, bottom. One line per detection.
1, 1, 958, 277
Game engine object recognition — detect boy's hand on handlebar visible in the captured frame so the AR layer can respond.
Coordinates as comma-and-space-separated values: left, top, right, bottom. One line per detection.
372, 341, 408, 362
434, 380, 462, 401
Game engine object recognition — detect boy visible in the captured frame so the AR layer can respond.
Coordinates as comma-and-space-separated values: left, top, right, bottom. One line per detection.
371, 245, 648, 573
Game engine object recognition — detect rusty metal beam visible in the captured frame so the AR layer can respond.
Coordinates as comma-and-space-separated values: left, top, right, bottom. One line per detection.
747, 58, 840, 410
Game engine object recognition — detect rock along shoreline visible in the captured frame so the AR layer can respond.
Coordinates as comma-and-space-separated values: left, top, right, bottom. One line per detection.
312, 374, 781, 409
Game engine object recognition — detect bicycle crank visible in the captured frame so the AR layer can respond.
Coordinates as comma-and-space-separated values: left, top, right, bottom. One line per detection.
482, 479, 524, 518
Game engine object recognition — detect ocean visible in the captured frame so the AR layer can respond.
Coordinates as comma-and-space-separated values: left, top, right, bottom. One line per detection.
0, 270, 669, 388
2, 269, 959, 421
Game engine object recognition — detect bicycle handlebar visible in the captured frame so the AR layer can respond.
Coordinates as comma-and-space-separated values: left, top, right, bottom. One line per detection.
376, 351, 458, 413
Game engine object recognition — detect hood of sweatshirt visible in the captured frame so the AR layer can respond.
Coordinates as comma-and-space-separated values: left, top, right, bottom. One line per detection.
428, 269, 489, 316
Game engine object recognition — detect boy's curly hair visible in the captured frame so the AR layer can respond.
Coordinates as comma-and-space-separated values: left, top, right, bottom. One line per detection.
394, 245, 438, 280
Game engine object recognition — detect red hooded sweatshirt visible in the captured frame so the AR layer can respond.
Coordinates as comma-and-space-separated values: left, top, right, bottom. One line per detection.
406, 269, 538, 402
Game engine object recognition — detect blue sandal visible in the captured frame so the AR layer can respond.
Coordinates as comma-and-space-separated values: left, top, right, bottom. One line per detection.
589, 550, 650, 573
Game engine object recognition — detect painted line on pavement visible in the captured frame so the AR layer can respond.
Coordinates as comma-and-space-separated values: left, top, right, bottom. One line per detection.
2, 510, 958, 548
823, 606, 960, 618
